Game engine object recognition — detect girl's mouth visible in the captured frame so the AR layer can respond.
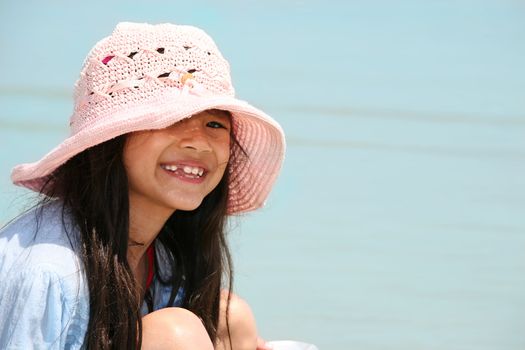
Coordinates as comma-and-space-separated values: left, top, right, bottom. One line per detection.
160, 164, 207, 181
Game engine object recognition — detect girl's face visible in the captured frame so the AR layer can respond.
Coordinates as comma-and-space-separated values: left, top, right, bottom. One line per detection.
123, 109, 231, 214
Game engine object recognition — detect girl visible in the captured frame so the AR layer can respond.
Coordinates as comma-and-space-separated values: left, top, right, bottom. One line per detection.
0, 22, 285, 349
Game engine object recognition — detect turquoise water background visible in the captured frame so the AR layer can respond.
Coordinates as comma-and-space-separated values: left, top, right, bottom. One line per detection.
1, 1, 524, 349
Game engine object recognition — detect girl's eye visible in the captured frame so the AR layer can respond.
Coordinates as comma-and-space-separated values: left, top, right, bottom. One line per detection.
207, 121, 228, 129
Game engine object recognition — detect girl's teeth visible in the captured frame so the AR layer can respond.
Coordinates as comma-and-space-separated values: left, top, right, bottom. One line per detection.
166, 165, 205, 177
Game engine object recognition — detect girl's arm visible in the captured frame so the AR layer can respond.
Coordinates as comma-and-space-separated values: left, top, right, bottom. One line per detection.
0, 264, 87, 349
216, 290, 272, 350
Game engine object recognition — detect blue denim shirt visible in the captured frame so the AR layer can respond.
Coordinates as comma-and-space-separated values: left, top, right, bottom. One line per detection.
0, 201, 182, 349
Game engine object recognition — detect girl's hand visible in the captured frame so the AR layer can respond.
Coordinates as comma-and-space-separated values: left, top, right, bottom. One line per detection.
257, 336, 273, 350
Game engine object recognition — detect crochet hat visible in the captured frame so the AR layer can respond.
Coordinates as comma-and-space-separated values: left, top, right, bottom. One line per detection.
11, 22, 285, 214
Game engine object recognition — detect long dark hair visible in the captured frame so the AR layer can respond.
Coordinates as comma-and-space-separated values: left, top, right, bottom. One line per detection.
38, 127, 241, 348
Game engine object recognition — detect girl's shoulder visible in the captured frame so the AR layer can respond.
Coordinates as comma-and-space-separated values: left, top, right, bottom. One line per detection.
0, 201, 89, 348
0, 200, 86, 296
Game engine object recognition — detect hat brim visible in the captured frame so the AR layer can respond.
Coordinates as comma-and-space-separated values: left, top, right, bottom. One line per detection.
11, 92, 285, 214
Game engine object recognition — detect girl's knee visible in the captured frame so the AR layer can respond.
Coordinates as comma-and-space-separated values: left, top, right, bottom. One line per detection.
142, 307, 214, 350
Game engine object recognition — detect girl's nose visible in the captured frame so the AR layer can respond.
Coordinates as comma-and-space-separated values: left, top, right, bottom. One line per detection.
177, 122, 212, 152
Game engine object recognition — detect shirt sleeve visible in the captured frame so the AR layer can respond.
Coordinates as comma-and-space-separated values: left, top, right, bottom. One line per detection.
0, 264, 85, 349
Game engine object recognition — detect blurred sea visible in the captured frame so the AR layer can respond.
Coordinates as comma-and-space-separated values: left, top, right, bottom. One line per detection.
1, 1, 524, 349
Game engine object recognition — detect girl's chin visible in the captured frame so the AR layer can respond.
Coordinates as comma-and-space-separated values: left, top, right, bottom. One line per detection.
164, 198, 205, 212
172, 203, 202, 212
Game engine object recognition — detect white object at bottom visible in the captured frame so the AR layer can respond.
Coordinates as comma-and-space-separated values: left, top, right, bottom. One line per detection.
266, 340, 319, 350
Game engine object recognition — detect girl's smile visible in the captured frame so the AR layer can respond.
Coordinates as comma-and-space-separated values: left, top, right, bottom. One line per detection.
160, 162, 207, 182
161, 160, 209, 183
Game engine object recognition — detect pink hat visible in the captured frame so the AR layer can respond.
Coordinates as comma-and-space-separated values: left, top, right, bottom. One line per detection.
11, 22, 285, 214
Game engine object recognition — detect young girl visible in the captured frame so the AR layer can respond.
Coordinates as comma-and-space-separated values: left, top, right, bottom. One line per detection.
0, 22, 285, 349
